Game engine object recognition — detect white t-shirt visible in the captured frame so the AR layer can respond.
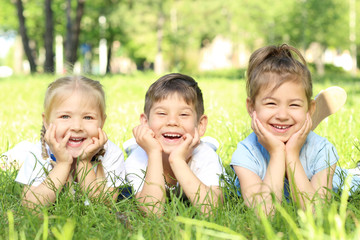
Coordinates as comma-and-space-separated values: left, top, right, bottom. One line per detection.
125, 141, 225, 194
2, 140, 125, 188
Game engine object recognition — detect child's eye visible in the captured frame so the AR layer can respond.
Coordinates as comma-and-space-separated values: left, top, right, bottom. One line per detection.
290, 104, 301, 107
265, 102, 276, 106
84, 116, 93, 120
60, 115, 70, 119
156, 112, 166, 116
180, 113, 190, 117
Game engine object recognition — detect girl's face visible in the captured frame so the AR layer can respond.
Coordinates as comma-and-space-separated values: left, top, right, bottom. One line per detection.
44, 91, 104, 158
247, 81, 314, 143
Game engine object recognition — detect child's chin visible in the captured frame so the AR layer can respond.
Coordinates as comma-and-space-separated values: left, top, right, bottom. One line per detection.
67, 149, 83, 159
160, 144, 177, 155
276, 135, 290, 143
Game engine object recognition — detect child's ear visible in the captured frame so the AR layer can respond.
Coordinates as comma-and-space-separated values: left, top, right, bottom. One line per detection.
246, 98, 254, 118
198, 115, 208, 137
42, 113, 49, 129
140, 113, 148, 125
309, 100, 316, 116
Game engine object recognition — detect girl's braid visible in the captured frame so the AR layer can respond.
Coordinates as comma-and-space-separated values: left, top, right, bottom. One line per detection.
40, 125, 49, 159
93, 147, 106, 161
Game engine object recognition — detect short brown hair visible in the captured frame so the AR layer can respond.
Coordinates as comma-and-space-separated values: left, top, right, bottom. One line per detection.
144, 73, 204, 120
247, 44, 312, 105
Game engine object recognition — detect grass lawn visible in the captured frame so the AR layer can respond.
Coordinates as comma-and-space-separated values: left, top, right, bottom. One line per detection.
1, 72, 360, 239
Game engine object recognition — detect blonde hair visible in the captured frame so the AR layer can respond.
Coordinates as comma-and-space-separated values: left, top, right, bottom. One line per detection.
144, 73, 204, 121
247, 44, 312, 106
41, 76, 106, 160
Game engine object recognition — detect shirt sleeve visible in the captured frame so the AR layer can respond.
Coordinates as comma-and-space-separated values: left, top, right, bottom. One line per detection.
311, 139, 339, 175
189, 143, 225, 187
100, 140, 126, 188
9, 142, 52, 187
230, 139, 267, 179
124, 147, 148, 194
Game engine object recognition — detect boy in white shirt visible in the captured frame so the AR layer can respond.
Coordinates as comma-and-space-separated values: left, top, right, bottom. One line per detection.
125, 73, 225, 214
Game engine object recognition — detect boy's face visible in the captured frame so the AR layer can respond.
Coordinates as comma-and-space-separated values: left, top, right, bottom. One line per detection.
141, 93, 207, 154
43, 91, 104, 158
247, 81, 314, 143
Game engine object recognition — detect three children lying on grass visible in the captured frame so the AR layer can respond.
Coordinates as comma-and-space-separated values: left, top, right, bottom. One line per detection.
1, 43, 359, 216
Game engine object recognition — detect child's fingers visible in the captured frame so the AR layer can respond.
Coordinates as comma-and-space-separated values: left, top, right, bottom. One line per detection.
191, 128, 200, 148
98, 128, 108, 145
44, 123, 52, 143
298, 113, 312, 137
60, 131, 71, 148
306, 113, 313, 133
182, 133, 193, 147
252, 113, 263, 138
45, 124, 58, 146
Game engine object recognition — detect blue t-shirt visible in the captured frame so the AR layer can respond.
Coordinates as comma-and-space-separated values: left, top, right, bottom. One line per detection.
230, 131, 339, 197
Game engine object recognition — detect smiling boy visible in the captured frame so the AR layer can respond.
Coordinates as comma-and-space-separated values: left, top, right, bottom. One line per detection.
125, 73, 224, 214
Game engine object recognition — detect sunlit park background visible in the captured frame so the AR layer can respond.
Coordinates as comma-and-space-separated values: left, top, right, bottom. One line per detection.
2, 0, 360, 239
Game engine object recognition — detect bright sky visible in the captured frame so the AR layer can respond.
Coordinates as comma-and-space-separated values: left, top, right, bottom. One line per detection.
0, 36, 15, 59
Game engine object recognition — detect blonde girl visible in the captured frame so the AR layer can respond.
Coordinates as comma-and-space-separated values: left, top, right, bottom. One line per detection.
4, 76, 125, 208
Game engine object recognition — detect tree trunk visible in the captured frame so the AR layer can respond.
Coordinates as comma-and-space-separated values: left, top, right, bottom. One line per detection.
106, 41, 112, 74
154, 6, 165, 74
65, 0, 85, 71
15, 0, 37, 73
44, 0, 54, 73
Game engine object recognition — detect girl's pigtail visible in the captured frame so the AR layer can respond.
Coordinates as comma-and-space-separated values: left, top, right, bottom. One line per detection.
41, 125, 49, 159
93, 147, 106, 162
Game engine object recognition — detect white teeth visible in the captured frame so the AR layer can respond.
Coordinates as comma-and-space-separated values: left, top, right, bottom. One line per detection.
273, 125, 289, 129
164, 134, 181, 138
69, 137, 83, 141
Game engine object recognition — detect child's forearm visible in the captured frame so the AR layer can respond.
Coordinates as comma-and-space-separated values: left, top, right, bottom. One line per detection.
240, 152, 286, 215
22, 162, 72, 207
256, 153, 286, 214
136, 151, 166, 214
75, 161, 118, 202
170, 159, 222, 213
285, 156, 329, 209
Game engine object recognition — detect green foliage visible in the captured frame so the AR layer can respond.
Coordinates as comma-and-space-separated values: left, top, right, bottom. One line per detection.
1, 73, 360, 239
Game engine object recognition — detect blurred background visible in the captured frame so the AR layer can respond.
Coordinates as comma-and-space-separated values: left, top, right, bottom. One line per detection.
0, 0, 359, 77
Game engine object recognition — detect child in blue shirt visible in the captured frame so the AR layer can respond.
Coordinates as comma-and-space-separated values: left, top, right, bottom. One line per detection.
230, 44, 358, 215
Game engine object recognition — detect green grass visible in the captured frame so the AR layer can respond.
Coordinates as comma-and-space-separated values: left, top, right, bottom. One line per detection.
1, 72, 360, 239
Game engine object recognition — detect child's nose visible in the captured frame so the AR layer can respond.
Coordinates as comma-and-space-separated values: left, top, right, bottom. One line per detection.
71, 118, 83, 131
276, 107, 289, 119
167, 115, 179, 126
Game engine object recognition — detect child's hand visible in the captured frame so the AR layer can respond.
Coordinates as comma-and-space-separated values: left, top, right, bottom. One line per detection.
44, 123, 73, 164
285, 113, 312, 155
80, 128, 108, 162
169, 128, 200, 164
133, 124, 162, 154
251, 112, 285, 155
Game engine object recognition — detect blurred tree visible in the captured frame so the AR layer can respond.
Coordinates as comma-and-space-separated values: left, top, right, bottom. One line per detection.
15, 0, 37, 73
80, 0, 128, 74
65, 0, 85, 70
0, 0, 359, 73
44, 0, 54, 73
287, 0, 348, 74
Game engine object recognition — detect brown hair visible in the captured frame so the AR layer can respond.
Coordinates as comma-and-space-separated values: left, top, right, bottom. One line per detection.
41, 76, 106, 160
246, 44, 312, 105
144, 73, 204, 120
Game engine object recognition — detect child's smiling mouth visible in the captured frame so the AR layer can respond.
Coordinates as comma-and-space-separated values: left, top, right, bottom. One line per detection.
271, 124, 292, 132
67, 137, 86, 147
163, 133, 182, 140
